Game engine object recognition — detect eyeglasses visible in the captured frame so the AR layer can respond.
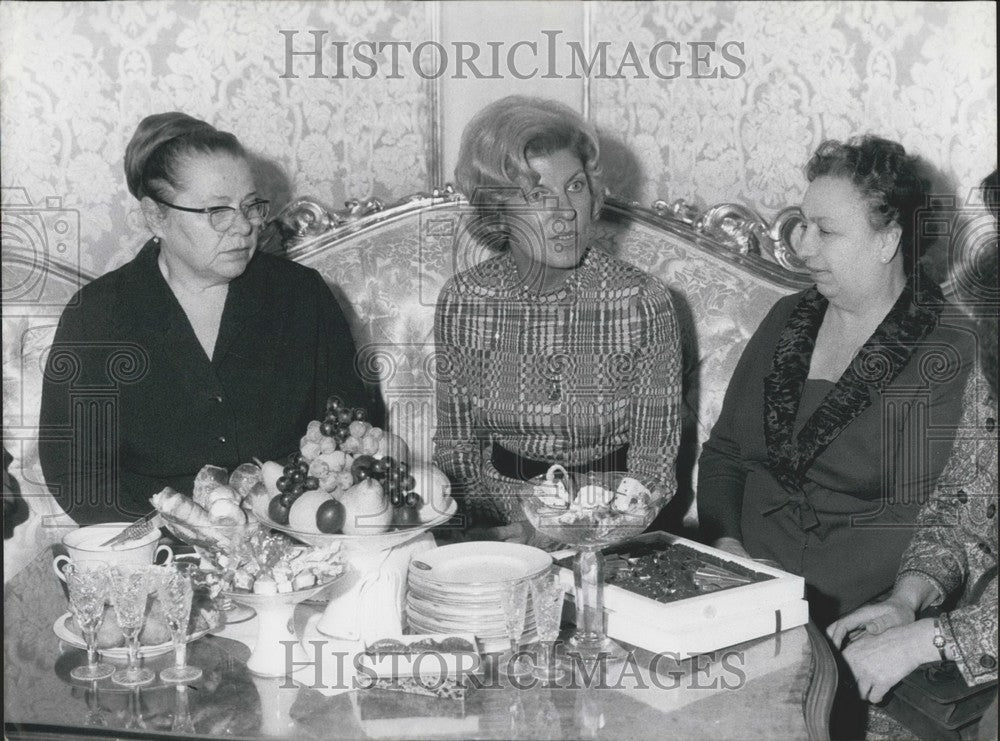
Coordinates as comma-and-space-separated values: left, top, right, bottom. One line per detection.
149, 195, 270, 233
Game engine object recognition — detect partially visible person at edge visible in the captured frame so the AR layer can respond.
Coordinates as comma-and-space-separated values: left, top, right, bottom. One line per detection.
827, 169, 998, 708
697, 135, 974, 627
433, 95, 682, 545
39, 112, 379, 525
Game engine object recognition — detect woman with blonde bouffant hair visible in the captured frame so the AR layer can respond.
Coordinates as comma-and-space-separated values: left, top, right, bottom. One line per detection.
434, 95, 682, 544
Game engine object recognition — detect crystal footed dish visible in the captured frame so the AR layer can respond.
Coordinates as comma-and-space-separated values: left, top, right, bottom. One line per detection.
159, 513, 261, 624
519, 466, 666, 666
520, 468, 662, 548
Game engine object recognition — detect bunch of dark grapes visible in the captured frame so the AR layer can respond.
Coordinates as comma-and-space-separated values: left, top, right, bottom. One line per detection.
319, 396, 366, 443
274, 453, 319, 509
349, 454, 420, 510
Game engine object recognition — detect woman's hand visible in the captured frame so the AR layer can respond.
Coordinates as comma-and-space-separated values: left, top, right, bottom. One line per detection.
465, 522, 533, 544
463, 522, 567, 551
827, 597, 916, 648
713, 537, 752, 560
840, 618, 939, 704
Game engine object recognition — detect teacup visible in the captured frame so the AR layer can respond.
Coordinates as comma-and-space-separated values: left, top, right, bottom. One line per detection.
52, 522, 173, 582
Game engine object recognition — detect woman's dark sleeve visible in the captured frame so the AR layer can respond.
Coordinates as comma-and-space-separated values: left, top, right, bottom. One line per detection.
313, 272, 385, 428
38, 293, 118, 525
697, 300, 787, 544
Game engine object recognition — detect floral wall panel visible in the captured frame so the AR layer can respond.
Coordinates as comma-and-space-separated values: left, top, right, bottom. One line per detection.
0, 1, 433, 277
588, 2, 997, 216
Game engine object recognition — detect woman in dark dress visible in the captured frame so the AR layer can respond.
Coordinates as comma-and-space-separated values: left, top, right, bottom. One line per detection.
697, 136, 974, 626
39, 112, 377, 525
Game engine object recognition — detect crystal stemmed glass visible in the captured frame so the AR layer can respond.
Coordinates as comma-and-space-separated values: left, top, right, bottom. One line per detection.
499, 579, 533, 678
171, 684, 197, 734
156, 562, 203, 683
529, 570, 569, 684
64, 560, 115, 681
83, 679, 108, 727
124, 685, 147, 731
109, 565, 155, 687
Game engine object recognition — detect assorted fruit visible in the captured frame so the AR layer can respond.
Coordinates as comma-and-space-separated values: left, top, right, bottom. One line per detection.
257, 396, 453, 536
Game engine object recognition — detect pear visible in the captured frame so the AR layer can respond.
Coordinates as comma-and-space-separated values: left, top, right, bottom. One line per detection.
409, 463, 454, 523
288, 490, 334, 534
340, 479, 392, 535
374, 432, 410, 464
260, 460, 285, 498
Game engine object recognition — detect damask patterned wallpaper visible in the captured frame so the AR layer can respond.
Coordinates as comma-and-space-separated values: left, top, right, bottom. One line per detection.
0, 1, 433, 277
1, 1, 996, 277
588, 2, 997, 216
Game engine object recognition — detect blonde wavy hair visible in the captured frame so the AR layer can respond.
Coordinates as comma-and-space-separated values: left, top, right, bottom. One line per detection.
455, 96, 604, 238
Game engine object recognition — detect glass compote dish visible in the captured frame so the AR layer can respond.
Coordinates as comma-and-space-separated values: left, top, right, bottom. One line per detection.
159, 511, 259, 624
519, 465, 664, 665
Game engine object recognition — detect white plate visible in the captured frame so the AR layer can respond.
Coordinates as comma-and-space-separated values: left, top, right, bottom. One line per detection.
406, 580, 518, 605
406, 592, 536, 621
405, 615, 538, 649
406, 589, 524, 620
53, 612, 215, 659
405, 600, 537, 633
408, 541, 551, 585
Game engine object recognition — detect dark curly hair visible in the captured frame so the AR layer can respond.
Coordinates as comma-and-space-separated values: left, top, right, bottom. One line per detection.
806, 135, 929, 276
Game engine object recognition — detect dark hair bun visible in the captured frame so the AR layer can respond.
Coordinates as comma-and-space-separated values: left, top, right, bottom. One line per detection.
124, 112, 243, 200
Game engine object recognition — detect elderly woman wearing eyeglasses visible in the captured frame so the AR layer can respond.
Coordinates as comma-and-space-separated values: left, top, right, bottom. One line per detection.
39, 112, 378, 525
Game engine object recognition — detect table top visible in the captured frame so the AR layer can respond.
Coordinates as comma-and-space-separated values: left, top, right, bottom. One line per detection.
4, 546, 836, 741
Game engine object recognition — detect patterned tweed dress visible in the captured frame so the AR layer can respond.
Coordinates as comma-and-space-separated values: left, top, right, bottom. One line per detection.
433, 248, 682, 528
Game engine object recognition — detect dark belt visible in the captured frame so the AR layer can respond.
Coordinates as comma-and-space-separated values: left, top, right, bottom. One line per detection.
490, 443, 629, 482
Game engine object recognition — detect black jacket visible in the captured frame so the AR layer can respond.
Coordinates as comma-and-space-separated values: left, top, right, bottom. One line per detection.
39, 240, 380, 524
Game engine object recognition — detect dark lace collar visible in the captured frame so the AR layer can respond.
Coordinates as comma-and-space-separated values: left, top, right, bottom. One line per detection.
761, 268, 945, 529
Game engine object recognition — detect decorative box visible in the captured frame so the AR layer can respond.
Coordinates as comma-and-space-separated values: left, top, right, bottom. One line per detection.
557, 532, 809, 655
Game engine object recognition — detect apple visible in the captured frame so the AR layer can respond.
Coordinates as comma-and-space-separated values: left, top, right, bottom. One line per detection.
288, 490, 334, 533
410, 463, 453, 522
339, 479, 392, 535
268, 496, 290, 525
316, 499, 346, 533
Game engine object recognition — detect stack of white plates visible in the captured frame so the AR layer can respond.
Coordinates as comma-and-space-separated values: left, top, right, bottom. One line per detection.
406, 542, 553, 652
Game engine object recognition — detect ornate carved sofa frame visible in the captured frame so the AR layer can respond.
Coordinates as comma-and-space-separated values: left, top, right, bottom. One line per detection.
2, 188, 810, 581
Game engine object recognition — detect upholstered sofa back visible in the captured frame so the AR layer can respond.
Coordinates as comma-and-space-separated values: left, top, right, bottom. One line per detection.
1, 194, 808, 579
284, 196, 809, 525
